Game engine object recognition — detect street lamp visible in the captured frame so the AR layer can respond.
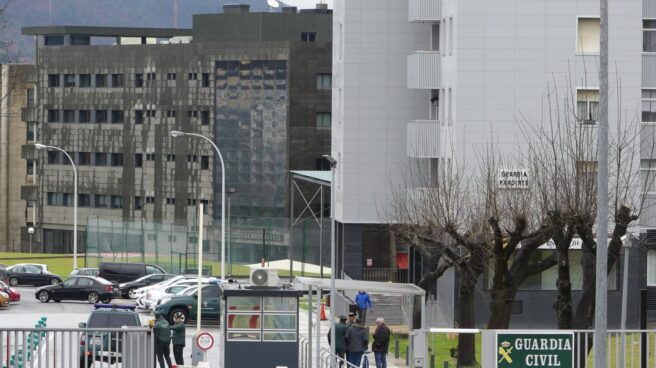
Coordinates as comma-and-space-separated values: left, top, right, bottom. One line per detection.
227, 188, 236, 275
34, 143, 78, 270
27, 227, 35, 253
169, 130, 227, 280
322, 154, 337, 361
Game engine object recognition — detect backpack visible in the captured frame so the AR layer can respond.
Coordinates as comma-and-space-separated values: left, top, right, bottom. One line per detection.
155, 320, 172, 345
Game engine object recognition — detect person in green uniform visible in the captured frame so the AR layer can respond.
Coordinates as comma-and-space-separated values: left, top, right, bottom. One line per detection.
170, 315, 186, 365
153, 311, 172, 368
328, 315, 349, 365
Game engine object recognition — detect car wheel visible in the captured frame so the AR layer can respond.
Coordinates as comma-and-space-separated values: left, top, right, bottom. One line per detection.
127, 288, 137, 299
169, 308, 188, 324
87, 292, 100, 304
100, 296, 111, 304
8, 278, 18, 287
50, 278, 60, 285
38, 291, 50, 303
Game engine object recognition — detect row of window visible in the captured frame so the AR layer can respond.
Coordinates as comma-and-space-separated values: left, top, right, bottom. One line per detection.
47, 73, 211, 88
45, 150, 211, 169
46, 109, 211, 125
46, 192, 209, 210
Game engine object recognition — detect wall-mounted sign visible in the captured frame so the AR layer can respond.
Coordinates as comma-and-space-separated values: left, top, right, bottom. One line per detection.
498, 169, 529, 189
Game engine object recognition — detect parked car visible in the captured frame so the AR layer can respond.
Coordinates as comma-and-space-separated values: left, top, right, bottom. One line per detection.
140, 278, 208, 311
118, 273, 174, 298
70, 268, 100, 277
98, 262, 166, 284
130, 274, 197, 300
6, 264, 62, 286
0, 291, 9, 307
78, 304, 143, 368
0, 268, 9, 285
155, 284, 221, 324
11, 263, 49, 273
35, 276, 114, 304
0, 281, 20, 302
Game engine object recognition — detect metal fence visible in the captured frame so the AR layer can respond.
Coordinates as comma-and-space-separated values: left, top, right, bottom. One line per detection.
0, 327, 153, 368
360, 268, 409, 283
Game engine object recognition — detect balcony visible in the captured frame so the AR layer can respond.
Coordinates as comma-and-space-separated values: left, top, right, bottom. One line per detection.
21, 184, 37, 202
409, 0, 441, 22
407, 120, 451, 158
407, 51, 440, 89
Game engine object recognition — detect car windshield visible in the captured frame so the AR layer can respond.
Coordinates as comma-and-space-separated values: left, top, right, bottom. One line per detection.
134, 274, 153, 282
87, 313, 139, 328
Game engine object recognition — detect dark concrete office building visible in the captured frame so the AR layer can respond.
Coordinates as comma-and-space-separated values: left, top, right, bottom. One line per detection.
22, 4, 332, 253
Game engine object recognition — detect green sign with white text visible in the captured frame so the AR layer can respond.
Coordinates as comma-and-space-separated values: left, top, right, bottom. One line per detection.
496, 332, 573, 368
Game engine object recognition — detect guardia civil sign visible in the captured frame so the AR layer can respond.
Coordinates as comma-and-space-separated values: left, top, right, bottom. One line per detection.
496, 332, 573, 368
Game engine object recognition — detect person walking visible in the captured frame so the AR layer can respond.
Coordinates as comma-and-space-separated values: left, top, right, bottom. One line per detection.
345, 318, 368, 366
153, 312, 173, 368
372, 317, 391, 368
354, 290, 372, 325
170, 315, 186, 365
328, 315, 348, 365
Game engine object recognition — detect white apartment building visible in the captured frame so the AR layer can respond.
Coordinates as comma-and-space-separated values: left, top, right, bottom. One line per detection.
332, 0, 644, 286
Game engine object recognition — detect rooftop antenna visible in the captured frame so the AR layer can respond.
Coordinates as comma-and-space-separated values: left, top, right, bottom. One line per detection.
267, 0, 280, 12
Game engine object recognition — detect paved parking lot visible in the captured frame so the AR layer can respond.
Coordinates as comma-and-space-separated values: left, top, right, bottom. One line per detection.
0, 286, 222, 367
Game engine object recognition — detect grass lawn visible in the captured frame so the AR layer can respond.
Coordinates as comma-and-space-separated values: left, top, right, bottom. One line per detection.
0, 252, 320, 279
388, 332, 482, 367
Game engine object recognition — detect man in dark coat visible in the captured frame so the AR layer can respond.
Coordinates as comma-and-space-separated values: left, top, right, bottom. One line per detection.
345, 318, 368, 366
372, 317, 391, 368
328, 315, 348, 364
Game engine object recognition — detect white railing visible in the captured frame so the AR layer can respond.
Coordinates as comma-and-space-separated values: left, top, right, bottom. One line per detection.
407, 51, 441, 89
407, 120, 451, 158
408, 0, 441, 22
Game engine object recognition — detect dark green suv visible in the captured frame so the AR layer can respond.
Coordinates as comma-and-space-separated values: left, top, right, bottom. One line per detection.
155, 284, 221, 325
78, 304, 143, 367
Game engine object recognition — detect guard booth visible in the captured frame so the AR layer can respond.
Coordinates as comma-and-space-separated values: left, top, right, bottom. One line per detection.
219, 282, 303, 368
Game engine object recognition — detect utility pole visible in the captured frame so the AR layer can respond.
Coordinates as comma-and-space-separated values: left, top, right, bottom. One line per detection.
593, 0, 609, 366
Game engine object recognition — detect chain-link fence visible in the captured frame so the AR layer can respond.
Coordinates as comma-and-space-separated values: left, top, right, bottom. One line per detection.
83, 216, 331, 277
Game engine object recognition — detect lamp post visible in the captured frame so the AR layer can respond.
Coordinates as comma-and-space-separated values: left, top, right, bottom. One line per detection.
28, 227, 35, 253
34, 143, 78, 270
323, 154, 337, 361
170, 131, 227, 280
227, 188, 236, 275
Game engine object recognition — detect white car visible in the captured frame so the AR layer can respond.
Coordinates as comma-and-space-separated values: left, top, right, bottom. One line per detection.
144, 279, 209, 311
131, 275, 190, 299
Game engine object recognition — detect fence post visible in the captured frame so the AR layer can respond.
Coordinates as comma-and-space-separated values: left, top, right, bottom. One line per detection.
395, 334, 400, 359
430, 352, 435, 368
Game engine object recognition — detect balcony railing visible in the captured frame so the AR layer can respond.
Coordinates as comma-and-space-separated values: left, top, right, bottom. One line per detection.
21, 107, 36, 122
407, 51, 440, 89
407, 120, 451, 158
409, 0, 441, 22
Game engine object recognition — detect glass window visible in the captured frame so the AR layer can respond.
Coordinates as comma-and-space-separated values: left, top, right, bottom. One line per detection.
645, 20, 656, 52
227, 332, 261, 341
48, 74, 60, 88
77, 152, 91, 165
202, 73, 210, 87
64, 74, 76, 87
94, 152, 107, 166
577, 17, 600, 54
76, 277, 94, 287
95, 74, 107, 87
227, 296, 262, 311
262, 314, 296, 330
316, 112, 331, 128
63, 109, 75, 123
263, 297, 297, 312
47, 151, 59, 164
316, 74, 331, 90
111, 195, 123, 209
24, 265, 40, 274
111, 153, 123, 166
95, 110, 107, 123
61, 278, 77, 287
79, 110, 91, 123
26, 160, 34, 175
47, 109, 60, 123
227, 314, 261, 329
301, 32, 316, 42
111, 74, 124, 88
111, 110, 124, 124
62, 193, 74, 207
263, 332, 296, 342
135, 153, 143, 168
135, 73, 144, 87
577, 89, 599, 124
643, 89, 656, 122
95, 195, 108, 208
201, 110, 210, 125
78, 194, 90, 207
648, 250, 656, 286
26, 122, 36, 141
79, 74, 91, 88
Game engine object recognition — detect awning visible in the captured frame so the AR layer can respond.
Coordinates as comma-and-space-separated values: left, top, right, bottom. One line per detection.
290, 170, 331, 186
294, 276, 425, 296
246, 259, 331, 274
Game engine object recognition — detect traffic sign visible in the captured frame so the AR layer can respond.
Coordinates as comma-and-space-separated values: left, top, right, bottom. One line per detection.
196, 332, 214, 351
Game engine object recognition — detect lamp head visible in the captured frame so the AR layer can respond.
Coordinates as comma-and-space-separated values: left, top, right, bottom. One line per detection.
28, 227, 35, 235
322, 154, 337, 167
34, 143, 47, 150
169, 130, 185, 138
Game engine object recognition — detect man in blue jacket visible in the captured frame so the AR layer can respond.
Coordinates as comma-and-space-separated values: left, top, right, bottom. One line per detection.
354, 290, 372, 325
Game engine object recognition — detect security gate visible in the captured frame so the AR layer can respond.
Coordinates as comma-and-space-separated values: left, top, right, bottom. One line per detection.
0, 327, 153, 368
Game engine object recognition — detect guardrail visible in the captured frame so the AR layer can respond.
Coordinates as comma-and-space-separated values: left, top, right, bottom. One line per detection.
360, 268, 409, 283
319, 347, 361, 368
0, 327, 153, 368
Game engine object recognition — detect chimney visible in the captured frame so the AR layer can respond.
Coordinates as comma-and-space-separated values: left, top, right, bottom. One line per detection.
282, 6, 297, 14
223, 4, 250, 13
316, 3, 328, 10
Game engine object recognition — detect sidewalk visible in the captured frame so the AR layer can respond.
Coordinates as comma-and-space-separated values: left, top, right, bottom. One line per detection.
298, 306, 407, 367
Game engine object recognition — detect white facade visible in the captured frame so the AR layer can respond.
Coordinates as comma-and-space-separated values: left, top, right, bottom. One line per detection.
333, 0, 643, 225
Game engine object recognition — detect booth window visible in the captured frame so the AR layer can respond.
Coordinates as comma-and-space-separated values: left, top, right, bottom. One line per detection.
226, 296, 297, 342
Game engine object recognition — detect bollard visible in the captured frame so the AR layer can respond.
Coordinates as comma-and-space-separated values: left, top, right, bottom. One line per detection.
430, 353, 435, 368
405, 346, 409, 365
394, 336, 400, 359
